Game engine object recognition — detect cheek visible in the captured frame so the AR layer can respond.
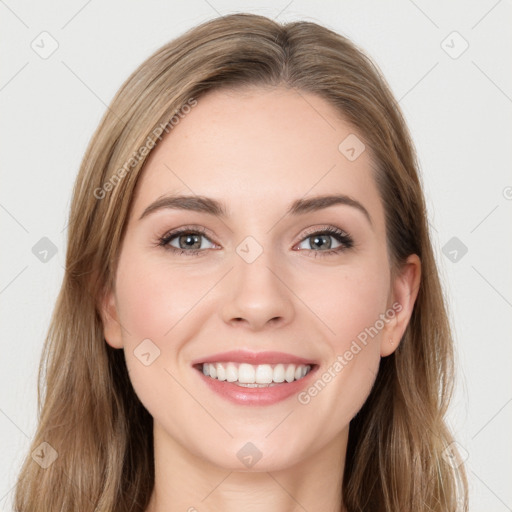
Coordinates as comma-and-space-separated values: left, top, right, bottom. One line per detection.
113, 252, 205, 420
293, 260, 389, 414
113, 251, 221, 402
296, 258, 390, 348
115, 253, 211, 342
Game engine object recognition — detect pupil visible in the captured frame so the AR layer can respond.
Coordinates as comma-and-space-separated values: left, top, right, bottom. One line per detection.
311, 235, 331, 250
180, 234, 201, 249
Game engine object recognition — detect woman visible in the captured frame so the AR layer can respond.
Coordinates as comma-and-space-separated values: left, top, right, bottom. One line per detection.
14, 13, 468, 512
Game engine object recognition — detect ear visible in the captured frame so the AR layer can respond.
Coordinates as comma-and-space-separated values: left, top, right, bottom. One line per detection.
380, 254, 421, 357
99, 287, 124, 349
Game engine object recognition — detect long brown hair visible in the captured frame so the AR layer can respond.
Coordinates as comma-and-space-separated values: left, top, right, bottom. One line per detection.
14, 13, 468, 511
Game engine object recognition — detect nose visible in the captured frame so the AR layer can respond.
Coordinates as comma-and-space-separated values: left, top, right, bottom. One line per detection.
220, 247, 295, 331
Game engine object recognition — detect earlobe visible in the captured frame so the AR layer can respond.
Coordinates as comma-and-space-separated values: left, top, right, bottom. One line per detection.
381, 254, 421, 357
99, 288, 124, 349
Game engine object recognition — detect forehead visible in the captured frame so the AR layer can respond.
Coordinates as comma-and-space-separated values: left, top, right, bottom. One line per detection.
131, 86, 384, 228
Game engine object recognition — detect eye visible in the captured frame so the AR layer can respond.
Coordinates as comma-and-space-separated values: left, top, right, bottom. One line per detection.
158, 226, 217, 255
157, 225, 354, 257
295, 226, 354, 257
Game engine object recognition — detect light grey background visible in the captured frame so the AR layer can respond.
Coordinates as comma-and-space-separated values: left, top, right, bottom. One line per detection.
1, 1, 511, 510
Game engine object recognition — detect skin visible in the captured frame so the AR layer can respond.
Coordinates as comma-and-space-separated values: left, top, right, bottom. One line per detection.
101, 86, 421, 512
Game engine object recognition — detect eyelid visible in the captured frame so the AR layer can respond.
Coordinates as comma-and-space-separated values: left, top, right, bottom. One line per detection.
159, 224, 349, 243
293, 225, 354, 251
160, 224, 216, 243
298, 224, 350, 239
158, 224, 354, 255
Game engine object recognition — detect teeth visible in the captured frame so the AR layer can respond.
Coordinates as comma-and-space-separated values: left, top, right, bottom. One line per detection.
201, 362, 312, 385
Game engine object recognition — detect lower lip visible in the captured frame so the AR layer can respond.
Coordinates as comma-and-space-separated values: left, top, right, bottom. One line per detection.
194, 366, 318, 406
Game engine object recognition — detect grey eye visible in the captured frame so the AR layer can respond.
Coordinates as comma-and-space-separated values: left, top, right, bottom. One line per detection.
168, 232, 215, 250
297, 234, 342, 251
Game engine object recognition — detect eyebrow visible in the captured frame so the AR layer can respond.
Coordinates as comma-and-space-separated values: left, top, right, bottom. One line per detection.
139, 193, 373, 226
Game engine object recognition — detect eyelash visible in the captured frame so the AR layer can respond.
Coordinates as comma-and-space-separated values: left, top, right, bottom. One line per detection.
157, 225, 354, 258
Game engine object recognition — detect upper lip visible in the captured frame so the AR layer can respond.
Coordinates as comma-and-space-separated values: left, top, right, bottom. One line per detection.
192, 350, 317, 366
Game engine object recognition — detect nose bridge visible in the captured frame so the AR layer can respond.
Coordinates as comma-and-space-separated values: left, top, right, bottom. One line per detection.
220, 236, 295, 329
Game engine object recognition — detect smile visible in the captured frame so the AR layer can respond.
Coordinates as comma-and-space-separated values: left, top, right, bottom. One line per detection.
196, 362, 313, 387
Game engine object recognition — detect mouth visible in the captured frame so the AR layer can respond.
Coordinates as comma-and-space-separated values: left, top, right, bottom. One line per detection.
190, 350, 319, 405
193, 361, 318, 387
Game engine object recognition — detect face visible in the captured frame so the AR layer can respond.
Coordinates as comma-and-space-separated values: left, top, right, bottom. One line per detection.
102, 86, 420, 472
